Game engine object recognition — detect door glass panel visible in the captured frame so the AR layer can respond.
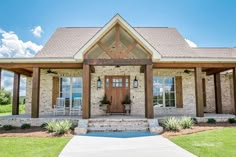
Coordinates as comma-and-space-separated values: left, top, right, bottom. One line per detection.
106, 78, 109, 88
112, 78, 123, 87
125, 78, 129, 87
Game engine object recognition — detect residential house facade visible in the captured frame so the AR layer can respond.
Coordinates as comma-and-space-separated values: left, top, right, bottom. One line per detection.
0, 15, 236, 119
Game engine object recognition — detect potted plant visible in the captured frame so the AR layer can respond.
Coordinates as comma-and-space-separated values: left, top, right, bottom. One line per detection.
122, 95, 132, 114
99, 95, 110, 112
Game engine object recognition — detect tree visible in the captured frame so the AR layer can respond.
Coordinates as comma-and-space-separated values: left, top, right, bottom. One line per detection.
0, 88, 12, 105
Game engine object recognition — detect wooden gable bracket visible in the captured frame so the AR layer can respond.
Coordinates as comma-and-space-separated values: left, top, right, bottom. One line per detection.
120, 41, 137, 58
140, 65, 145, 73
97, 41, 116, 59
90, 66, 95, 73
115, 25, 120, 58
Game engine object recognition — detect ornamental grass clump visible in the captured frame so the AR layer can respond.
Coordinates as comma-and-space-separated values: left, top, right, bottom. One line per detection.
180, 117, 194, 129
45, 120, 73, 135
163, 117, 181, 131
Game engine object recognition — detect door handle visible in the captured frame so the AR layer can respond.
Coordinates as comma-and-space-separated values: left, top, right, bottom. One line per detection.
111, 96, 112, 103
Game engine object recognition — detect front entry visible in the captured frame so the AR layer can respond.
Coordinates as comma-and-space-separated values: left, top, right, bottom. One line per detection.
105, 75, 130, 113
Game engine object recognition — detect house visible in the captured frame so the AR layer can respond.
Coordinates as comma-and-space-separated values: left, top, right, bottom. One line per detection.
1, 14, 236, 119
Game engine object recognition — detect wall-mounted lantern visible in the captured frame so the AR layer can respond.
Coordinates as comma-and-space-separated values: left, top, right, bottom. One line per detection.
133, 76, 138, 88
97, 77, 102, 89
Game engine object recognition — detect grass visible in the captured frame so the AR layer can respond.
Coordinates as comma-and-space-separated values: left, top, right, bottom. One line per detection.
170, 128, 236, 157
0, 104, 25, 115
0, 137, 71, 157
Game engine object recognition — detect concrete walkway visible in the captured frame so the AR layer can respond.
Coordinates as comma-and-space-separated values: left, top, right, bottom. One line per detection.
59, 135, 196, 157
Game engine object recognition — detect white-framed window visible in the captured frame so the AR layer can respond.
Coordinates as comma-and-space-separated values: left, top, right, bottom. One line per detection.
153, 77, 176, 107
60, 77, 82, 107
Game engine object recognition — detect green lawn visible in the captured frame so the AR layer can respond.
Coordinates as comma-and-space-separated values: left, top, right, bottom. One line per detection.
0, 104, 25, 116
171, 128, 236, 157
0, 137, 71, 157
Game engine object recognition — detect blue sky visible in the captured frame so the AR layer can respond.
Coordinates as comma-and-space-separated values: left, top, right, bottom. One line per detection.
0, 0, 236, 95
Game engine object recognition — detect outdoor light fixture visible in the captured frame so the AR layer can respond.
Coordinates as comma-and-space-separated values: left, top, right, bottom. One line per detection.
97, 77, 102, 89
133, 76, 138, 88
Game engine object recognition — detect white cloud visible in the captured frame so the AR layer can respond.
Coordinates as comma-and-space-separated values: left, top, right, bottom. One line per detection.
0, 28, 42, 96
31, 26, 43, 38
0, 28, 43, 57
185, 39, 197, 48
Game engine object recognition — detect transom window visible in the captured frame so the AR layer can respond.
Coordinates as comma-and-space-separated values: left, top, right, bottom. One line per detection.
60, 77, 82, 107
153, 77, 176, 107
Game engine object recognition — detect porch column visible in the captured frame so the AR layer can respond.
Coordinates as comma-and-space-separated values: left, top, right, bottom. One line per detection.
31, 67, 40, 118
214, 73, 223, 113
82, 64, 91, 119
145, 64, 154, 118
0, 68, 2, 89
232, 67, 236, 115
12, 73, 20, 115
194, 67, 204, 117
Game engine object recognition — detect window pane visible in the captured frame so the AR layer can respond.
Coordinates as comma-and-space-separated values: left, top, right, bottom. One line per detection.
165, 77, 174, 85
157, 99, 164, 107
153, 77, 163, 86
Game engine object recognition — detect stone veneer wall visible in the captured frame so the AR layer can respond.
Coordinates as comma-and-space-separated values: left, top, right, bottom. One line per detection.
153, 69, 196, 117
205, 74, 235, 114
25, 69, 82, 115
90, 66, 145, 117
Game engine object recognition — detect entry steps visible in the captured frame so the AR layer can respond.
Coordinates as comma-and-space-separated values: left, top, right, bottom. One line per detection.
74, 118, 163, 134
88, 119, 149, 132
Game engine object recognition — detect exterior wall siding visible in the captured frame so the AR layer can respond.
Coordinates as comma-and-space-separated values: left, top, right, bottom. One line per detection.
25, 69, 83, 115
153, 69, 196, 117
90, 66, 145, 117
205, 73, 235, 114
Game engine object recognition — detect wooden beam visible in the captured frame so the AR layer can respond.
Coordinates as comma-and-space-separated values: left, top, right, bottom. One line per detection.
120, 42, 137, 58
153, 62, 236, 68
205, 68, 231, 76
97, 41, 115, 59
31, 68, 40, 118
84, 59, 152, 66
12, 73, 20, 115
115, 25, 120, 58
145, 64, 154, 118
82, 64, 90, 119
4, 68, 32, 77
195, 67, 204, 117
214, 73, 223, 113
232, 67, 236, 115
0, 63, 83, 69
0, 68, 2, 89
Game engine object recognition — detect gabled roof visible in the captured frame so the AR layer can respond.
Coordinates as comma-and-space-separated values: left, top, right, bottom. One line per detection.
35, 14, 236, 62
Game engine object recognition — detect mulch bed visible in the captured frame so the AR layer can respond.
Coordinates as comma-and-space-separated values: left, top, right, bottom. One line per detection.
1, 123, 236, 138
162, 122, 236, 138
0, 127, 74, 138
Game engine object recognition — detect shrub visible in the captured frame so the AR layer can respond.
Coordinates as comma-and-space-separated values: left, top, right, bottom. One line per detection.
163, 117, 181, 131
207, 118, 216, 124
2, 125, 13, 130
180, 117, 194, 129
20, 123, 31, 129
228, 118, 236, 124
0, 88, 12, 105
45, 120, 73, 135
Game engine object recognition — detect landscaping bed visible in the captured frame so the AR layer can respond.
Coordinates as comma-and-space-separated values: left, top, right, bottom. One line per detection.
162, 122, 236, 138
0, 126, 74, 137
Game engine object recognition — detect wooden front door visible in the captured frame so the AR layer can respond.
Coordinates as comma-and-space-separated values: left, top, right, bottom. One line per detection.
105, 76, 130, 113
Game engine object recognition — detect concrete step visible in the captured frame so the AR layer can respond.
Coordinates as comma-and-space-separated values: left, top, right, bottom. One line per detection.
87, 119, 149, 132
